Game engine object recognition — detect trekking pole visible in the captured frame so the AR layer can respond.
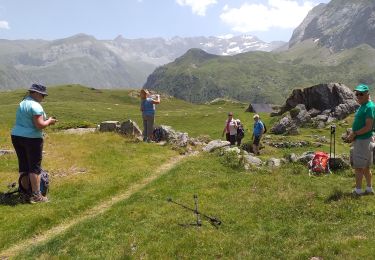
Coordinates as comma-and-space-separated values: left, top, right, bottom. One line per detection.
333, 126, 336, 160
330, 124, 336, 170
329, 127, 332, 159
167, 197, 221, 228
194, 195, 202, 226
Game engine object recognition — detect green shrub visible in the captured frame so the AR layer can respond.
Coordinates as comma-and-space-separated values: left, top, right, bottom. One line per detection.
219, 149, 244, 169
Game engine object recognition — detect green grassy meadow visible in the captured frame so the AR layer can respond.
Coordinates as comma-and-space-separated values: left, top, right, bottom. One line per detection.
1, 84, 375, 259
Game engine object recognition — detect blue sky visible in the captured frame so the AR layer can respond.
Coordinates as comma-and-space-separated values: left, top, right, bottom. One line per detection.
0, 0, 329, 42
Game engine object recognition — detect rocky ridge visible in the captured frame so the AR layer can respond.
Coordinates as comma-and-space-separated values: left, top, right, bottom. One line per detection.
289, 0, 375, 52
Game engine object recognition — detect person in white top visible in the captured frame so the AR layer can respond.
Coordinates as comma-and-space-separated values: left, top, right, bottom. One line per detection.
222, 112, 238, 145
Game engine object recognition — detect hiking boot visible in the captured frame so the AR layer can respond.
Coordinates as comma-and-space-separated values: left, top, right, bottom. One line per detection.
30, 193, 49, 204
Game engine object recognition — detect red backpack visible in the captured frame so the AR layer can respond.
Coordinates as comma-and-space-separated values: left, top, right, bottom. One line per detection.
309, 151, 330, 175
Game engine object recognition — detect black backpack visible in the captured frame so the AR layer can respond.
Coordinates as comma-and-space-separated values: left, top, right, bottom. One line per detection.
262, 122, 267, 134
5, 170, 49, 197
152, 127, 166, 142
237, 124, 245, 139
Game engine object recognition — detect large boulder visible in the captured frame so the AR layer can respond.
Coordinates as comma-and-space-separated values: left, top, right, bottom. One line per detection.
276, 83, 358, 118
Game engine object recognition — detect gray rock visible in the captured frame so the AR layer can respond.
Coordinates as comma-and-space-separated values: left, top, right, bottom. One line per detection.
203, 140, 231, 152
295, 104, 307, 111
119, 120, 142, 136
295, 109, 311, 126
270, 116, 291, 135
154, 125, 190, 147
329, 157, 350, 170
341, 128, 353, 143
244, 155, 263, 166
322, 109, 332, 116
275, 83, 359, 122
317, 121, 326, 129
315, 114, 328, 122
61, 128, 97, 135
99, 121, 120, 132
326, 116, 336, 124
286, 124, 299, 135
289, 0, 375, 52
266, 158, 281, 167
175, 132, 189, 147
0, 149, 15, 155
308, 108, 321, 117
297, 151, 315, 164
285, 153, 298, 163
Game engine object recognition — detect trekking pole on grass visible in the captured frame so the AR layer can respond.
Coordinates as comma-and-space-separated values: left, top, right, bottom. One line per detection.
330, 124, 336, 169
194, 194, 202, 226
167, 196, 221, 228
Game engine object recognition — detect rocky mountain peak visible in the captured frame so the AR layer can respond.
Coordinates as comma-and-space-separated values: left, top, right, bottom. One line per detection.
289, 0, 375, 52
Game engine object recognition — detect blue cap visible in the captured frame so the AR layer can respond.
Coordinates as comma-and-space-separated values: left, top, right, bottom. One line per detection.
28, 84, 48, 96
354, 84, 369, 92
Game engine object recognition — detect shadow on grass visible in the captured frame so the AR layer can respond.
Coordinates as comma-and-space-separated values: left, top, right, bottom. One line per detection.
0, 191, 28, 206
325, 189, 364, 203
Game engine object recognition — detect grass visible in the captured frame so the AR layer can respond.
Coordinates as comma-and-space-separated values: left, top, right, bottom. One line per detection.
15, 154, 375, 259
0, 84, 374, 259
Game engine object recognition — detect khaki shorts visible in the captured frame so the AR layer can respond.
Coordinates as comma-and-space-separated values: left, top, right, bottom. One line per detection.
351, 137, 373, 169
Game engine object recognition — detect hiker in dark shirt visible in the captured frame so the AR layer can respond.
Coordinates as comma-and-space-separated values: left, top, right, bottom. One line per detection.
235, 119, 245, 146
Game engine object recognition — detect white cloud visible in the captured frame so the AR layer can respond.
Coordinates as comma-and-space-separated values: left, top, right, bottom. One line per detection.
220, 0, 316, 32
0, 20, 9, 30
176, 0, 217, 16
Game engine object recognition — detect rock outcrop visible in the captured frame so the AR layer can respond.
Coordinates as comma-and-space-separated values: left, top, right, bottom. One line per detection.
289, 0, 375, 52
271, 83, 359, 134
277, 83, 358, 117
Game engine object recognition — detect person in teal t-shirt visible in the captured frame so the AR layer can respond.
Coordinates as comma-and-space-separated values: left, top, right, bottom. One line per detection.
11, 84, 57, 203
347, 84, 375, 195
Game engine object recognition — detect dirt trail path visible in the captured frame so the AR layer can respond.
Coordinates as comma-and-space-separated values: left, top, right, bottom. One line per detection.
0, 152, 198, 259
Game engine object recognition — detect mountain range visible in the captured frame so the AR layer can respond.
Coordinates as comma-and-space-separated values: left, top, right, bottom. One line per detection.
144, 0, 375, 104
0, 34, 285, 90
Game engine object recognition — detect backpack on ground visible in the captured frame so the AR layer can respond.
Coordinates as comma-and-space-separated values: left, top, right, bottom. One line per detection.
152, 127, 165, 142
308, 151, 331, 176
6, 169, 49, 198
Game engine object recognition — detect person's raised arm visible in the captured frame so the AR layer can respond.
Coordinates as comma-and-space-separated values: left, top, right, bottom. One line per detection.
152, 94, 160, 104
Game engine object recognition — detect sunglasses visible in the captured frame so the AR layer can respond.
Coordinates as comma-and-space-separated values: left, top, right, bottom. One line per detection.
355, 92, 367, 97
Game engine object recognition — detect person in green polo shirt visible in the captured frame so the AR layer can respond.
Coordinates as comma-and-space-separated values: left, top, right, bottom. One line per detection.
347, 84, 375, 195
